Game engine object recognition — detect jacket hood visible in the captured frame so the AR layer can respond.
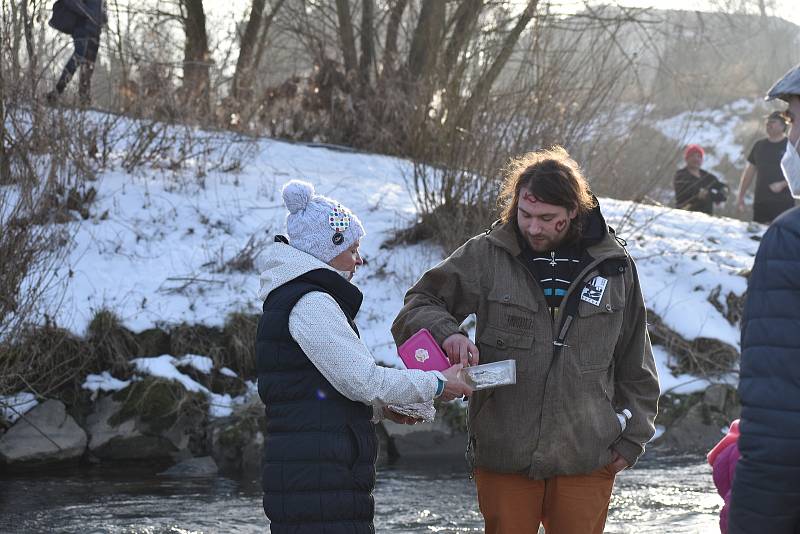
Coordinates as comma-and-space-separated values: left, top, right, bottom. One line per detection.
258, 240, 340, 301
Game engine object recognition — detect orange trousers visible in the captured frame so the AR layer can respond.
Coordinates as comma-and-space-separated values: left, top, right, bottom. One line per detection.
474, 466, 616, 534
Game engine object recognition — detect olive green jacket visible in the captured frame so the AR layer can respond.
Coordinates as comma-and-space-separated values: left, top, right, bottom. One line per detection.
391, 217, 659, 479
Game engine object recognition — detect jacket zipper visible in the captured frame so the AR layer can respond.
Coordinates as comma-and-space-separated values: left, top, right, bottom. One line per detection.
520, 251, 627, 475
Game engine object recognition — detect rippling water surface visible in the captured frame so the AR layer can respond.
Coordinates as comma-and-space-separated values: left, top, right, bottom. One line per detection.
0, 454, 720, 533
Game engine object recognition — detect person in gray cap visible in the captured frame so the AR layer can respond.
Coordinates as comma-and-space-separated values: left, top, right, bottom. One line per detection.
766, 61, 800, 172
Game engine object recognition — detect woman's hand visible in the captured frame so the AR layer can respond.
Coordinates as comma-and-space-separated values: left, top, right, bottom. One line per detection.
439, 364, 473, 401
442, 333, 480, 366
382, 406, 421, 425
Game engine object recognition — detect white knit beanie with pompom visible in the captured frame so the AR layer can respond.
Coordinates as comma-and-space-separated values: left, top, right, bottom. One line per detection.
280, 180, 366, 263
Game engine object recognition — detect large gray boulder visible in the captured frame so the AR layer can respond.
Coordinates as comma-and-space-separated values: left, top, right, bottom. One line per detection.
84, 395, 169, 460
207, 399, 264, 475
84, 392, 205, 460
657, 384, 740, 452
0, 400, 87, 465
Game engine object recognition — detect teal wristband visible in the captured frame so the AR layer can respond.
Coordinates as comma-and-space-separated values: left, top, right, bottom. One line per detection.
434, 378, 445, 397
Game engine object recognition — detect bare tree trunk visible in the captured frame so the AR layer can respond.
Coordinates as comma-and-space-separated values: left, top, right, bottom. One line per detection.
232, 0, 265, 101
109, 0, 130, 89
181, 0, 211, 115
381, 0, 407, 76
21, 0, 36, 95
336, 0, 358, 74
757, 0, 767, 18
7, 1, 22, 91
0, 20, 10, 184
407, 0, 446, 82
359, 0, 374, 86
456, 0, 539, 130
251, 0, 286, 90
442, 0, 482, 76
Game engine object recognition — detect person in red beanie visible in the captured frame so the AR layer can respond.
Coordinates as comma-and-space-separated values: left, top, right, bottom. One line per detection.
673, 144, 729, 215
708, 420, 741, 534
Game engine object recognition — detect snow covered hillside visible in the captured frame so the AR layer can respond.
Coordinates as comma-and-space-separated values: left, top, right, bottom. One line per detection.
11, 115, 764, 414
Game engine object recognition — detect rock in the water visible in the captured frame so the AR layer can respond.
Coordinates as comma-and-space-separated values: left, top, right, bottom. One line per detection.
85, 392, 204, 460
207, 400, 264, 474
703, 384, 729, 413
381, 419, 467, 460
659, 402, 729, 452
85, 395, 138, 454
159, 456, 218, 477
85, 395, 171, 460
0, 399, 87, 464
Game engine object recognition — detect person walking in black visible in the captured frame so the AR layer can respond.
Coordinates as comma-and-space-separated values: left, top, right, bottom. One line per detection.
46, 0, 106, 106
674, 144, 728, 215
736, 111, 796, 224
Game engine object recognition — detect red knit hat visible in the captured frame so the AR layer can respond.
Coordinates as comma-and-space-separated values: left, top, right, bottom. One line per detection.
684, 144, 704, 160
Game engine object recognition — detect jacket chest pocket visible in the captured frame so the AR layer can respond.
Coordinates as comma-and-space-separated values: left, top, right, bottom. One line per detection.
478, 325, 535, 354
574, 275, 626, 371
485, 290, 539, 333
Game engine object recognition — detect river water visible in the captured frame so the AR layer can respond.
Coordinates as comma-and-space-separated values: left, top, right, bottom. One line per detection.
0, 453, 720, 533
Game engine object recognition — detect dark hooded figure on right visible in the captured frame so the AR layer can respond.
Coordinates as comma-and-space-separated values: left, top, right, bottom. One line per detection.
728, 62, 800, 534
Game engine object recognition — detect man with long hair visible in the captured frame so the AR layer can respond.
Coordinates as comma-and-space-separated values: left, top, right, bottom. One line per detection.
392, 146, 659, 534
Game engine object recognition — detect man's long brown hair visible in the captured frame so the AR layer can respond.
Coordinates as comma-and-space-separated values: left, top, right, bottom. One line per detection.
498, 146, 597, 225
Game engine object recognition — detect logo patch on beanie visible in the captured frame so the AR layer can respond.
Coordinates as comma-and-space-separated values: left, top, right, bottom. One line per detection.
328, 205, 351, 246
328, 205, 351, 231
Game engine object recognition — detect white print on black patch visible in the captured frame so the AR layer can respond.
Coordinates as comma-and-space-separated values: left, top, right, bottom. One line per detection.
580, 276, 608, 306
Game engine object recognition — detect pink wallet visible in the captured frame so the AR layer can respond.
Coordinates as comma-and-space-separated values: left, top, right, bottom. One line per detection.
397, 328, 451, 371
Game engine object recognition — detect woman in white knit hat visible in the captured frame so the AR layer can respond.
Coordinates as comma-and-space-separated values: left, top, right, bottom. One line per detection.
255, 180, 471, 534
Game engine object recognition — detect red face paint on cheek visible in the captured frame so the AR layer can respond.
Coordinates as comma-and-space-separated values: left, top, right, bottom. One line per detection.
522, 191, 538, 203
555, 218, 567, 233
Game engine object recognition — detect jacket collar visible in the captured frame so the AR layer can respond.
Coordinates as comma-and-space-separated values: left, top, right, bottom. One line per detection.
296, 269, 363, 320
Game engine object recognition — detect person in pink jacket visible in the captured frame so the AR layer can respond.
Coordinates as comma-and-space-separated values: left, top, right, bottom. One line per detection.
708, 419, 741, 534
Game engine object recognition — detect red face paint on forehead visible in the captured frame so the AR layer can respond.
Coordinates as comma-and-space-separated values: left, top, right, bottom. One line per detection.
522, 191, 538, 203
554, 218, 568, 233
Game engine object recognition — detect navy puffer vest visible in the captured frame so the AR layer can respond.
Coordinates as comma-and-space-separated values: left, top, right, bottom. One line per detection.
256, 268, 377, 534
730, 207, 800, 531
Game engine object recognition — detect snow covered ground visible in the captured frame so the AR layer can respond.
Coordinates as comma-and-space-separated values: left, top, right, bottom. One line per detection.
4, 109, 764, 418
656, 98, 756, 171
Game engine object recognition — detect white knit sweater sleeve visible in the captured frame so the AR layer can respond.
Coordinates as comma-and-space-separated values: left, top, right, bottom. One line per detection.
288, 291, 438, 405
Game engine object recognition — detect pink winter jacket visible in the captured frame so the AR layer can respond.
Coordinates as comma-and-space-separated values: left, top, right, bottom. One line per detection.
707, 420, 741, 534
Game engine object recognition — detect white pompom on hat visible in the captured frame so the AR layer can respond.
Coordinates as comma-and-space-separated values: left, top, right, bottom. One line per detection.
280, 180, 366, 263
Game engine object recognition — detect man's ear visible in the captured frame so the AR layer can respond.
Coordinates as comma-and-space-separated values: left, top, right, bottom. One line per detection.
568, 207, 578, 220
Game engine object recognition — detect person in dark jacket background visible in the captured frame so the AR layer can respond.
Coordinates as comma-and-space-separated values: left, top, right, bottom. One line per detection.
736, 112, 796, 223
728, 206, 800, 533
255, 180, 471, 533
47, 0, 107, 106
673, 144, 728, 215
